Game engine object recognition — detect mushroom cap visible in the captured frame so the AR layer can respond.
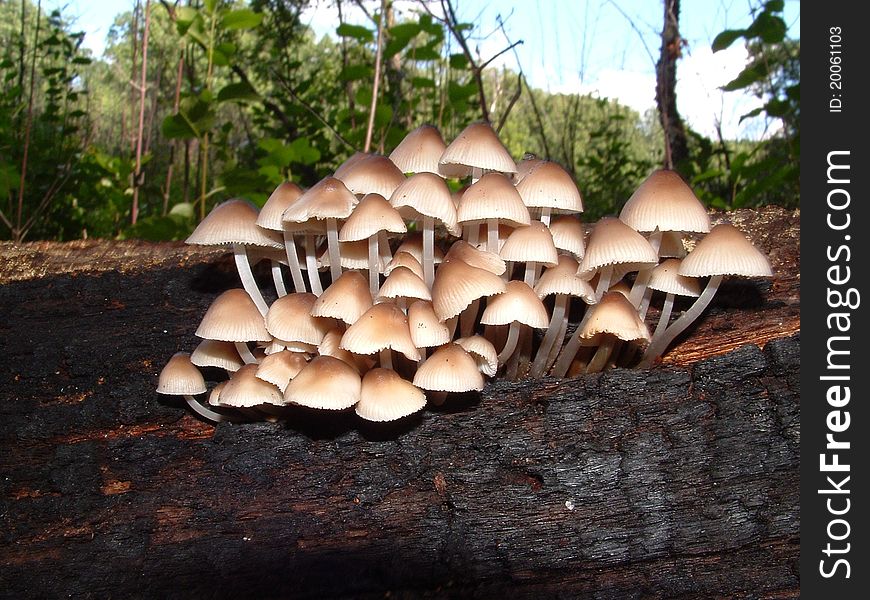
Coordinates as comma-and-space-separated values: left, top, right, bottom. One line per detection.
312, 270, 373, 325
480, 280, 550, 328
389, 172, 460, 236
408, 300, 452, 349
443, 240, 506, 275
255, 350, 308, 393
515, 161, 584, 213
207, 381, 226, 406
514, 156, 546, 184
384, 251, 425, 280
534, 255, 595, 302
257, 182, 305, 231
648, 258, 701, 297
456, 172, 531, 227
578, 217, 659, 276
284, 355, 362, 410
157, 352, 207, 395
678, 223, 773, 278
265, 292, 337, 346
355, 368, 427, 422
282, 176, 358, 223
319, 328, 374, 374
340, 302, 421, 361
186, 198, 283, 249
499, 221, 559, 265
319, 240, 385, 271
337, 154, 406, 198
431, 258, 507, 321
377, 266, 432, 303
548, 215, 586, 260
195, 289, 270, 342
333, 151, 370, 180
339, 193, 407, 242
389, 124, 448, 176
395, 232, 445, 264
413, 343, 485, 392
578, 291, 650, 343
439, 121, 517, 176
219, 364, 285, 407
190, 339, 243, 372
454, 335, 498, 377
619, 169, 710, 233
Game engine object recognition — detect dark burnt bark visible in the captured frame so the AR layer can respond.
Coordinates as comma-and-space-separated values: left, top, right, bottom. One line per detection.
656, 0, 689, 169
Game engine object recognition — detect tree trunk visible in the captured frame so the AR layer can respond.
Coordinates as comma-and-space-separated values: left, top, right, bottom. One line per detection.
656, 0, 689, 169
0, 208, 799, 598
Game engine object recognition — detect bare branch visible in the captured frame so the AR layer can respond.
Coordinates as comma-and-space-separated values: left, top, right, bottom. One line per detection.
478, 40, 523, 71
495, 73, 522, 134
364, 0, 387, 153
604, 0, 657, 69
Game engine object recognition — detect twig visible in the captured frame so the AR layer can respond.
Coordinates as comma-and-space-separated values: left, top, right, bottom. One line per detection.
495, 73, 522, 134
478, 40, 523, 71
132, 0, 151, 226
14, 0, 41, 243
364, 0, 387, 153
604, 0, 657, 69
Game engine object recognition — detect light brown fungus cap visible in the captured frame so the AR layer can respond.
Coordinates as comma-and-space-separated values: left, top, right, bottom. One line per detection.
578, 217, 658, 276
219, 364, 285, 407
648, 259, 701, 297
443, 240, 506, 275
186, 198, 283, 249
408, 300, 452, 349
480, 280, 549, 329
255, 350, 308, 393
578, 291, 650, 343
195, 289, 270, 343
384, 251, 425, 280
157, 352, 207, 395
456, 172, 530, 227
265, 292, 337, 346
431, 259, 507, 321
389, 125, 449, 176
281, 176, 358, 223
534, 255, 595, 303
439, 121, 517, 176
515, 161, 584, 213
455, 335, 498, 377
389, 172, 460, 236
311, 270, 373, 325
338, 154, 406, 198
679, 223, 773, 278
339, 193, 407, 242
377, 266, 432, 303
284, 355, 361, 410
319, 240, 384, 271
319, 328, 374, 374
190, 339, 243, 372
333, 151, 370, 180
499, 222, 559, 266
340, 302, 421, 361
548, 215, 586, 260
395, 233, 445, 264
413, 343, 485, 392
619, 169, 710, 233
355, 368, 427, 422
257, 182, 305, 231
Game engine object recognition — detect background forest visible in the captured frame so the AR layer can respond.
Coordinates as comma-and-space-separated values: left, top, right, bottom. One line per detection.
0, 0, 799, 243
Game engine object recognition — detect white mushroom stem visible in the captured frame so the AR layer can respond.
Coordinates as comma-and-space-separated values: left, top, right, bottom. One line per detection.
539, 206, 551, 228
638, 286, 654, 321
303, 234, 322, 296
326, 217, 342, 284
640, 274, 723, 368
422, 215, 436, 288
282, 228, 307, 293
586, 336, 616, 373
368, 234, 380, 296
513, 327, 533, 380
543, 309, 570, 374
497, 322, 521, 365
378, 230, 393, 265
653, 293, 676, 341
233, 244, 269, 316
486, 217, 499, 254
466, 224, 480, 247
234, 342, 258, 365
551, 308, 595, 378
271, 260, 287, 297
183, 395, 236, 423
628, 229, 662, 308
379, 348, 393, 370
594, 266, 613, 302
523, 260, 538, 287
530, 294, 568, 377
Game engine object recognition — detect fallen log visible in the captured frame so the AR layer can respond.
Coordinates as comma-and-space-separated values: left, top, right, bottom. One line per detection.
0, 207, 800, 598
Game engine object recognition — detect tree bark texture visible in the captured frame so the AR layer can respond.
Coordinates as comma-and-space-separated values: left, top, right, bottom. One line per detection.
0, 208, 800, 598
656, 0, 689, 169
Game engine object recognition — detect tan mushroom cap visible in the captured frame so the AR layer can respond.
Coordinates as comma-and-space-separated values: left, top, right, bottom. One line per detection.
355, 368, 427, 422
265, 292, 337, 346
389, 172, 460, 236
619, 169, 710, 233
439, 121, 517, 176
679, 223, 773, 278
389, 124, 448, 176
479, 280, 550, 329
219, 364, 285, 407
190, 339, 243, 372
284, 355, 361, 410
408, 300, 451, 349
499, 222, 559, 266
282, 176, 358, 224
548, 215, 586, 260
578, 217, 658, 276
514, 156, 546, 184
319, 240, 385, 271
395, 232, 445, 264
207, 381, 226, 406
333, 151, 370, 180
578, 291, 650, 343
659, 230, 688, 258
609, 280, 632, 298
377, 266, 432, 303
431, 258, 507, 321
443, 240, 506, 275
255, 350, 308, 393
338, 154, 406, 198
319, 328, 374, 374
534, 255, 595, 302
648, 258, 701, 296
157, 352, 207, 395
455, 335, 498, 377
515, 161, 584, 213
413, 343, 485, 392
312, 270, 373, 325
456, 172, 531, 227
196, 289, 271, 343
257, 181, 305, 231
340, 302, 421, 361
384, 251, 425, 279
186, 198, 283, 249
339, 193, 407, 242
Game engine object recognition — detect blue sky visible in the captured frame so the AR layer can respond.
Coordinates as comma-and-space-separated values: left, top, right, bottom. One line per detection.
47, 0, 800, 140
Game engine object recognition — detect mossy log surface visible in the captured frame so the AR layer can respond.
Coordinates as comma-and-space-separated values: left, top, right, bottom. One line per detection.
0, 207, 800, 599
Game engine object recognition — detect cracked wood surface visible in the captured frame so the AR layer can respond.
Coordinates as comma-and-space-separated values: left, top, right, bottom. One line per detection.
0, 207, 800, 598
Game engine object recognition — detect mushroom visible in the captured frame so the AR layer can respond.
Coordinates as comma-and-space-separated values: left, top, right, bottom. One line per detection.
413, 342, 485, 404
515, 160, 583, 227
339, 301, 421, 370
284, 355, 361, 410
499, 221, 559, 287
256, 181, 306, 294
548, 215, 586, 262
388, 124, 449, 176
439, 120, 517, 182
311, 270, 373, 327
355, 368, 427, 422
265, 292, 337, 352
454, 335, 499, 377
384, 251, 425, 280
408, 299, 452, 360
337, 153, 407, 199
430, 257, 507, 337
255, 350, 308, 394
376, 266, 432, 309
644, 258, 701, 337
157, 352, 232, 422
456, 172, 530, 252
479, 280, 549, 372
190, 339, 243, 373
218, 363, 285, 408
195, 289, 271, 365
578, 217, 658, 301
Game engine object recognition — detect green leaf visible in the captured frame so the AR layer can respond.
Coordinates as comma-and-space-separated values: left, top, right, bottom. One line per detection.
747, 12, 786, 43
374, 104, 393, 128
384, 36, 413, 59
449, 53, 468, 69
203, 0, 218, 14
217, 81, 259, 103
288, 137, 321, 165
72, 56, 92, 65
711, 29, 745, 52
216, 42, 237, 57
721, 63, 768, 91
410, 76, 436, 89
336, 23, 373, 43
176, 6, 197, 25
389, 22, 422, 42
0, 162, 20, 198
257, 137, 284, 153
738, 107, 764, 123
220, 9, 264, 31
168, 202, 195, 219
339, 64, 373, 81
162, 113, 197, 139
448, 79, 478, 103
211, 48, 229, 67
413, 45, 440, 61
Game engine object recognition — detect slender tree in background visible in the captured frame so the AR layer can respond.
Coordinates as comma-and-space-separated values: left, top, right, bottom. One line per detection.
655, 0, 688, 169
132, 0, 152, 225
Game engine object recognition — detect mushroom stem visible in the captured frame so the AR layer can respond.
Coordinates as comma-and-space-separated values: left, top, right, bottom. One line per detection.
594, 266, 613, 302
183, 395, 237, 423
326, 217, 342, 284
271, 260, 287, 297
514, 326, 533, 380
530, 294, 568, 377
429, 390, 448, 406
540, 206, 552, 228
282, 228, 307, 293
544, 308, 570, 373
523, 260, 538, 287
586, 336, 616, 373
422, 215, 436, 288
466, 224, 480, 247
486, 217, 499, 254
234, 342, 258, 365
497, 322, 521, 366
640, 274, 722, 368
303, 234, 323, 296
233, 243, 269, 316
628, 229, 662, 308
653, 293, 676, 341
638, 286, 654, 321
378, 230, 393, 265
368, 234, 380, 296
551, 308, 594, 378
379, 348, 393, 370
446, 316, 458, 339
460, 299, 480, 337
472, 166, 482, 184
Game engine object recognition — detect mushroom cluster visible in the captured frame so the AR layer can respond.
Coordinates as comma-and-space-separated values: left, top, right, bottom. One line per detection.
157, 121, 773, 423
